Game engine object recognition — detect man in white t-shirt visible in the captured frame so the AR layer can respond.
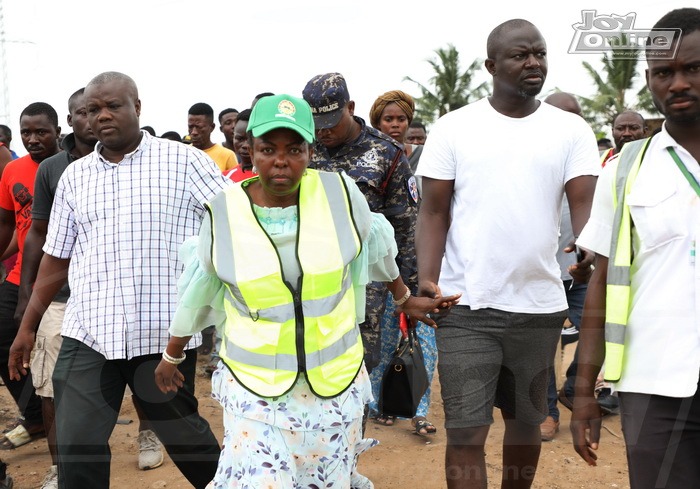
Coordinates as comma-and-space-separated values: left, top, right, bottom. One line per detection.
571, 8, 700, 488
415, 19, 599, 488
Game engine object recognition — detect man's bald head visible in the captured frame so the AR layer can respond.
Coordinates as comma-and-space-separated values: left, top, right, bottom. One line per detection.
544, 92, 583, 117
486, 19, 537, 59
86, 71, 139, 101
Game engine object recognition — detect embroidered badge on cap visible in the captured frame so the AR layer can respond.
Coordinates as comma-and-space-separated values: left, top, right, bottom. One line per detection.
407, 176, 419, 204
277, 99, 296, 120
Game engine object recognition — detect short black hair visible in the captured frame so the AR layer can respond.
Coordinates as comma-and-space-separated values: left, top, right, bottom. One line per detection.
160, 131, 182, 141
651, 7, 700, 44
189, 102, 214, 120
218, 108, 238, 124
0, 124, 11, 139
597, 137, 612, 145
251, 92, 275, 106
20, 102, 59, 127
141, 125, 156, 136
236, 108, 252, 123
409, 120, 426, 131
87, 72, 139, 100
68, 88, 86, 109
613, 110, 645, 126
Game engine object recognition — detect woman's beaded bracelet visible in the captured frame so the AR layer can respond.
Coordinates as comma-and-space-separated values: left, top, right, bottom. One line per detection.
393, 287, 411, 306
162, 350, 186, 365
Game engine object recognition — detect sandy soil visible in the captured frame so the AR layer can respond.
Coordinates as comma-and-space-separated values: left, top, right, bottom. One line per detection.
1, 344, 630, 488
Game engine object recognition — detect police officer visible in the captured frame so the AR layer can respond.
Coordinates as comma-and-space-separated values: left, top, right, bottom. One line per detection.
302, 73, 419, 375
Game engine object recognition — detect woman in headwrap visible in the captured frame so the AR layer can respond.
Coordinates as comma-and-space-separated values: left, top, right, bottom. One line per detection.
367, 90, 437, 436
369, 91, 423, 173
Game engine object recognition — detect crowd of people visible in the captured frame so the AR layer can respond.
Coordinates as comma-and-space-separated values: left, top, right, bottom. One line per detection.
0, 6, 696, 489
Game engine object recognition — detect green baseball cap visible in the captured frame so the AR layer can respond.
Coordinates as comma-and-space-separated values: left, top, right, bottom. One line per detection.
248, 94, 315, 143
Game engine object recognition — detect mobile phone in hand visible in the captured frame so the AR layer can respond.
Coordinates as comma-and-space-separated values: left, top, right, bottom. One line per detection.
575, 245, 584, 262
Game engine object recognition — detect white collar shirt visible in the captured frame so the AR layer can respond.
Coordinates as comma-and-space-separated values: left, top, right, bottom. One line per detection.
44, 132, 232, 360
578, 125, 700, 397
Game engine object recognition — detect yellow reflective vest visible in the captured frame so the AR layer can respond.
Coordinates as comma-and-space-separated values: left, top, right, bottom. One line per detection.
604, 137, 652, 382
206, 169, 364, 398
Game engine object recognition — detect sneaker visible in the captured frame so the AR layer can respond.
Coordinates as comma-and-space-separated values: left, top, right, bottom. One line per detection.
137, 430, 164, 470
540, 416, 560, 442
597, 388, 620, 415
0, 475, 12, 489
40, 465, 57, 489
561, 326, 579, 346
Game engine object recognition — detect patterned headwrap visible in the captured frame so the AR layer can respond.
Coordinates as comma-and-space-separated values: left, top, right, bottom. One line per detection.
369, 90, 415, 129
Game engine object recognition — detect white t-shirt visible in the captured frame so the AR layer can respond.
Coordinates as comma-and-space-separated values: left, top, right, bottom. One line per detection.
577, 125, 700, 397
416, 97, 599, 313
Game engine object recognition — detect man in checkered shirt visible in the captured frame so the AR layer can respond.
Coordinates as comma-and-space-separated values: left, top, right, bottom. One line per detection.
9, 72, 230, 489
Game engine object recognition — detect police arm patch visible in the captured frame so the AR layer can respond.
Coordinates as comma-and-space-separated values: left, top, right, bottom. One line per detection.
407, 176, 419, 204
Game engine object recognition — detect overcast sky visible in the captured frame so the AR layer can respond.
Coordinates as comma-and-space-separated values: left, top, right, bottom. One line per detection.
0, 0, 688, 155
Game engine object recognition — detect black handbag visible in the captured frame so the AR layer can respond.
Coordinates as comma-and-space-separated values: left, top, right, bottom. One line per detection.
378, 313, 429, 418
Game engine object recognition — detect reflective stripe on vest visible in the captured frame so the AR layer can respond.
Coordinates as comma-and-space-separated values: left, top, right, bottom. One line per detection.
207, 169, 364, 398
604, 137, 651, 382
600, 147, 615, 167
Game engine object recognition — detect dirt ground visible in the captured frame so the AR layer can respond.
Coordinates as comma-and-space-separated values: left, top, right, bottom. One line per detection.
1, 343, 630, 488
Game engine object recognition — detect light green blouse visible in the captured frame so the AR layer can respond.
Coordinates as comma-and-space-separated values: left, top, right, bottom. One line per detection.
170, 172, 400, 337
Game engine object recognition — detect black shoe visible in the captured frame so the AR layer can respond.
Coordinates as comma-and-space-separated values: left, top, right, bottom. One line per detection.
597, 388, 619, 415
557, 388, 574, 411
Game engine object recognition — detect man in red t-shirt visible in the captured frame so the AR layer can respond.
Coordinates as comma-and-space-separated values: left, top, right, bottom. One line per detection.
0, 102, 60, 449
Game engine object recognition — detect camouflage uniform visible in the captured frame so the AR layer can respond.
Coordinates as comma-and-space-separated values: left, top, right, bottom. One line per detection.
309, 116, 419, 372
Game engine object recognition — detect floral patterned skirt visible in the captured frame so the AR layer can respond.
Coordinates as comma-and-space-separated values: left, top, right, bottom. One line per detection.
207, 363, 378, 488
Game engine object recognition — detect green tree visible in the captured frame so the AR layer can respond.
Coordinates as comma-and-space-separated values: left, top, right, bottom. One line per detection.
579, 37, 659, 136
405, 44, 489, 124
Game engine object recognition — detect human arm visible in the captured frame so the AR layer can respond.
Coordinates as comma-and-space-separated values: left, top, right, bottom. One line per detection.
8, 254, 69, 380
0, 232, 17, 261
14, 220, 47, 327
0, 146, 11, 175
154, 335, 193, 393
383, 151, 419, 292
0, 208, 16, 259
386, 275, 460, 328
570, 254, 608, 466
345, 173, 459, 325
565, 175, 598, 282
156, 215, 226, 392
415, 177, 453, 299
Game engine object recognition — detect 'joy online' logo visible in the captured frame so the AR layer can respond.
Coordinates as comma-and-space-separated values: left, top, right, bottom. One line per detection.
568, 10, 680, 59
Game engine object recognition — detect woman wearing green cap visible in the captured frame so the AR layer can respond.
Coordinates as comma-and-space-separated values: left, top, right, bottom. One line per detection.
154, 94, 459, 488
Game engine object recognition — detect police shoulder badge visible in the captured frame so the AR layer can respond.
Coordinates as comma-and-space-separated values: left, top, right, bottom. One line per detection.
407, 176, 419, 204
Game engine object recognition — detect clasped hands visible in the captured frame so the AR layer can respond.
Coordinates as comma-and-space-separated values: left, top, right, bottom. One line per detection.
399, 281, 461, 328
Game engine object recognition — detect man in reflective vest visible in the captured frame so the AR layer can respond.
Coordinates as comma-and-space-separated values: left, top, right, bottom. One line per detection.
600, 111, 648, 167
571, 9, 700, 488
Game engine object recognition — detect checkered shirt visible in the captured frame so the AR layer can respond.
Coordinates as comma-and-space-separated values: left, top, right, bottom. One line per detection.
44, 132, 231, 359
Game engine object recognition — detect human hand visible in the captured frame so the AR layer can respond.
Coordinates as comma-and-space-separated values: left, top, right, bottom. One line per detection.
570, 393, 603, 466
399, 292, 461, 327
154, 360, 185, 393
417, 280, 441, 299
565, 242, 595, 284
8, 328, 36, 381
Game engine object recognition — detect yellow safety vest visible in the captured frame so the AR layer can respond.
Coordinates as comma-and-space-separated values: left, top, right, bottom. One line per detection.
604, 137, 652, 382
600, 147, 615, 167
206, 169, 364, 398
